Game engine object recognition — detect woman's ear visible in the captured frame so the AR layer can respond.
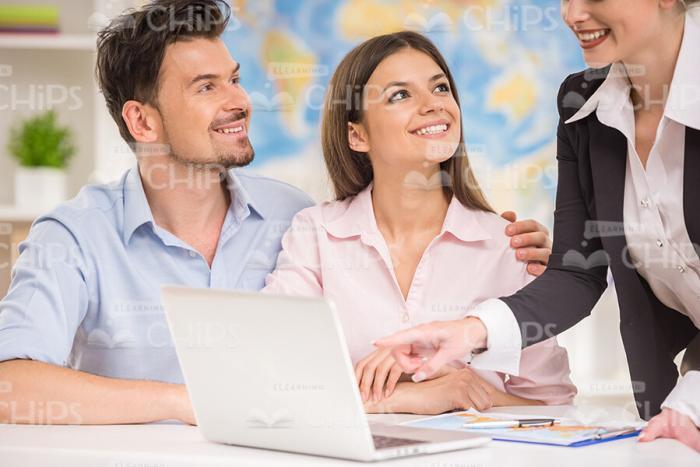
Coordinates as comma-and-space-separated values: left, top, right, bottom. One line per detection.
348, 122, 370, 153
659, 0, 681, 11
122, 100, 161, 143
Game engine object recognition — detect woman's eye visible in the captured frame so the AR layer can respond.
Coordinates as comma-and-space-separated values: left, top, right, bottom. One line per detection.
434, 83, 450, 93
389, 89, 409, 103
230, 76, 240, 85
199, 83, 213, 93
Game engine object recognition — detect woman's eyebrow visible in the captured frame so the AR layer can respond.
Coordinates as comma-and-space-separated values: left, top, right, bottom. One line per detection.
381, 73, 446, 93
382, 81, 408, 92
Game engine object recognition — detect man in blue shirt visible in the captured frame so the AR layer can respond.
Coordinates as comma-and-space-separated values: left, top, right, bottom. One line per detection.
0, 0, 551, 425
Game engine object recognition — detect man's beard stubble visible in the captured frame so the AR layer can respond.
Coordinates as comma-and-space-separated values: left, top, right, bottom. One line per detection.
169, 140, 255, 170
163, 114, 255, 171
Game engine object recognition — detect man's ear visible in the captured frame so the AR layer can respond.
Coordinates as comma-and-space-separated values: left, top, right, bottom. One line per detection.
122, 100, 160, 143
347, 122, 370, 153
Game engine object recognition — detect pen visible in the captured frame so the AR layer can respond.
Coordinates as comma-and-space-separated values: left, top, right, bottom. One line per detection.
462, 418, 557, 429
593, 428, 638, 440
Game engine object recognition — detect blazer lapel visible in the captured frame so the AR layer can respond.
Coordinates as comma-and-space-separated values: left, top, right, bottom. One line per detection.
587, 117, 628, 263
684, 127, 700, 247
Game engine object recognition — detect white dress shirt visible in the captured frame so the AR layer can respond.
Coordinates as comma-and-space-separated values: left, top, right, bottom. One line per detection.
468, 9, 700, 425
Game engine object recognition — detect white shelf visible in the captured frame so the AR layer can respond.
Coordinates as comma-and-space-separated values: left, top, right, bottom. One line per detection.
0, 205, 47, 223
0, 33, 96, 51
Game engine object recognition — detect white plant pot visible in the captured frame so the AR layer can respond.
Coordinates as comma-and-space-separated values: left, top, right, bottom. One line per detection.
14, 167, 67, 211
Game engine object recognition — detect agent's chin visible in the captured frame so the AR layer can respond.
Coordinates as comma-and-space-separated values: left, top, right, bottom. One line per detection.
581, 49, 618, 70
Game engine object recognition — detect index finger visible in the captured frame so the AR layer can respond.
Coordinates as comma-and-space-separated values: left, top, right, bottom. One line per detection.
411, 348, 456, 382
373, 327, 431, 349
392, 349, 423, 373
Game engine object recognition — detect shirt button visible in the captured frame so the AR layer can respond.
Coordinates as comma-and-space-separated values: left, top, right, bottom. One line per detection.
640, 198, 650, 208
678, 265, 686, 274
188, 250, 197, 258
656, 239, 663, 248
401, 313, 409, 323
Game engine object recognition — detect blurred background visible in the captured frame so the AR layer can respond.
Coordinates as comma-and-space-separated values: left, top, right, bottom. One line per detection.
0, 0, 645, 411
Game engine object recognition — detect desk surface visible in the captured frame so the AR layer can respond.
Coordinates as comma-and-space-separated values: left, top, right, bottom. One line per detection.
1, 407, 698, 466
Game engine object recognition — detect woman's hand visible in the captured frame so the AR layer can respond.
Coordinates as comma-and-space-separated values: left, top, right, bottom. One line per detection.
639, 408, 700, 452
364, 367, 496, 415
501, 211, 552, 276
355, 347, 405, 403
354, 347, 456, 402
373, 317, 488, 382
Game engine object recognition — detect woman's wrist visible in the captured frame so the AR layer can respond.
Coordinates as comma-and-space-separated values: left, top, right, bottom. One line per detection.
463, 317, 488, 350
364, 382, 409, 413
489, 388, 510, 407
491, 389, 544, 407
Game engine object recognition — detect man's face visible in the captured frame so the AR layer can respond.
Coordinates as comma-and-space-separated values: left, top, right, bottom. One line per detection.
155, 37, 254, 169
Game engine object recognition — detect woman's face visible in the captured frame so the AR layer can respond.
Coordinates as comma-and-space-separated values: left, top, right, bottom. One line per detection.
561, 0, 677, 66
350, 48, 461, 172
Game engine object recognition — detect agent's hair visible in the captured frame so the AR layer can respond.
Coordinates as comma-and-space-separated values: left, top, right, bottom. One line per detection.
95, 0, 230, 143
321, 31, 493, 212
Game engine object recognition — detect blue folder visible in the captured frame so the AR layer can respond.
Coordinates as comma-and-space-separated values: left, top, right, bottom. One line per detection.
406, 413, 642, 448
489, 429, 641, 448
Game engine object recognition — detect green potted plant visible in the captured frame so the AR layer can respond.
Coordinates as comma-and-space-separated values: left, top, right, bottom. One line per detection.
7, 110, 75, 210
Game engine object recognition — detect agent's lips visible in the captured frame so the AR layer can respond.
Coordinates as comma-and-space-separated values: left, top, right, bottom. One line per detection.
576, 28, 611, 50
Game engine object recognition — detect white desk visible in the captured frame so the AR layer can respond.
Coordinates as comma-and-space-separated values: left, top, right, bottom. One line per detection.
1, 406, 698, 466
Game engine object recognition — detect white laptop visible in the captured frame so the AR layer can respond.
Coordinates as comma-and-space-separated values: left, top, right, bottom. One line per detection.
161, 286, 490, 461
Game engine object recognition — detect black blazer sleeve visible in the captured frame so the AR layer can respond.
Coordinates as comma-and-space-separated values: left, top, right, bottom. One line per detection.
500, 74, 609, 348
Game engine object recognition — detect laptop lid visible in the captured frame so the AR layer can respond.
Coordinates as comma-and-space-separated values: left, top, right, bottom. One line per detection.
161, 286, 377, 460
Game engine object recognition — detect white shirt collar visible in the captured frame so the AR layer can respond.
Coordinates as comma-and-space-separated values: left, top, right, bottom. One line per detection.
565, 10, 700, 132
665, 8, 700, 131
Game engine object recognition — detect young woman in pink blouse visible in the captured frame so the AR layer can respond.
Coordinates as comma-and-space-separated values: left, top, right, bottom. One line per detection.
263, 31, 576, 415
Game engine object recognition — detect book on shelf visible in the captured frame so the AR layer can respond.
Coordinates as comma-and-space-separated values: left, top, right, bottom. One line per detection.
0, 5, 60, 34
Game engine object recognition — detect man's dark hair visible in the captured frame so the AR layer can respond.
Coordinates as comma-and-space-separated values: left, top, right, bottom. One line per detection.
96, 0, 231, 143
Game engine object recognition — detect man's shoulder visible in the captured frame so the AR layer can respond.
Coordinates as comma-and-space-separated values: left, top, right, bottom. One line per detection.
234, 170, 315, 218
35, 174, 128, 240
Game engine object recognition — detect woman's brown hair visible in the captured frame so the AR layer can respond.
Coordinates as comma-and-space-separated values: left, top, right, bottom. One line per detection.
321, 30, 493, 213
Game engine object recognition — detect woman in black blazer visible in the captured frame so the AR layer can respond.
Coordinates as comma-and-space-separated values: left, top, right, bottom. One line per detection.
375, 0, 700, 451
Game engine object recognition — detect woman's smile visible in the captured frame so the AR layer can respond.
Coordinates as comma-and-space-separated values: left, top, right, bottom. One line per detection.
576, 28, 612, 49
409, 120, 452, 139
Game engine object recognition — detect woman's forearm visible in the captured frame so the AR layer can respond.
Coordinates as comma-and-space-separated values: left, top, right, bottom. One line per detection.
364, 379, 470, 415
363, 373, 545, 415
491, 390, 544, 407
364, 381, 422, 414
